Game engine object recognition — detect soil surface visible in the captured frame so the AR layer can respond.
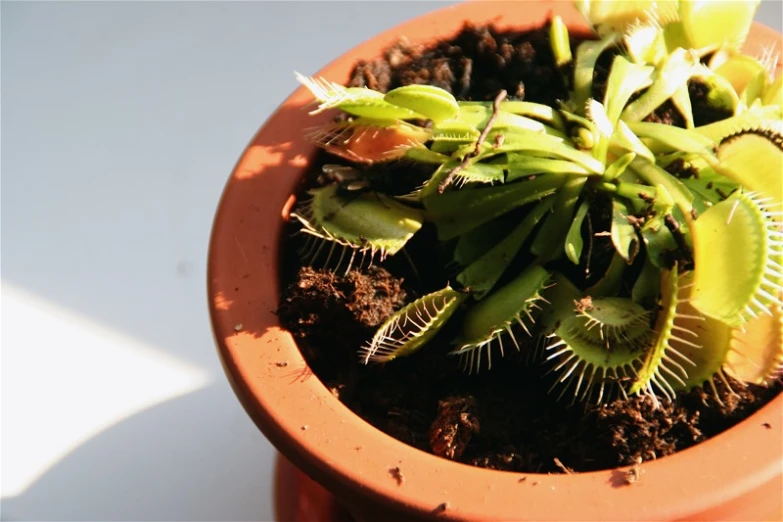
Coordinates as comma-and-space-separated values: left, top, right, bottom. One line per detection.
278, 23, 782, 473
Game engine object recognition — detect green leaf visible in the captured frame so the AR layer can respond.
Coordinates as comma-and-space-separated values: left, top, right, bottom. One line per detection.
610, 179, 657, 212
628, 121, 718, 157
691, 65, 740, 115
506, 155, 591, 180
565, 200, 591, 265
665, 272, 735, 394
576, 0, 679, 35
630, 158, 694, 216
663, 22, 690, 53
361, 286, 466, 363
450, 162, 506, 187
609, 120, 656, 162
690, 192, 782, 326
550, 15, 573, 67
574, 34, 618, 109
763, 74, 782, 108
639, 214, 677, 268
679, 0, 760, 50
604, 56, 654, 125
488, 131, 605, 175
432, 120, 481, 140
622, 48, 698, 122
610, 199, 638, 262
671, 83, 695, 129
694, 105, 781, 142
296, 73, 422, 119
419, 163, 451, 200
531, 177, 587, 262
292, 184, 424, 259
384, 84, 459, 122
457, 198, 554, 299
451, 104, 556, 135
679, 161, 740, 206
453, 215, 518, 267
538, 272, 583, 336
499, 101, 567, 131
712, 130, 783, 205
623, 25, 666, 65
586, 252, 627, 297
603, 152, 636, 181
632, 257, 661, 305
456, 265, 551, 355
404, 146, 450, 164
628, 266, 681, 398
584, 99, 613, 164
424, 174, 564, 240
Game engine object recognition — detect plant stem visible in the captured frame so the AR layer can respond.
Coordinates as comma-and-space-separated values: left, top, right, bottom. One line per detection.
664, 214, 694, 269
438, 89, 507, 193
597, 181, 656, 209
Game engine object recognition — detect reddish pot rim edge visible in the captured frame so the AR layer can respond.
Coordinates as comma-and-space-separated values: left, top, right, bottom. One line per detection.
208, 2, 783, 520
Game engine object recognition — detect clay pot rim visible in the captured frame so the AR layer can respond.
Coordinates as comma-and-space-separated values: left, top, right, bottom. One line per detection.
208, 2, 783, 520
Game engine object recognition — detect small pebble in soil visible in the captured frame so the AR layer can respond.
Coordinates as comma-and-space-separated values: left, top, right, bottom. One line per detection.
429, 396, 480, 460
389, 466, 404, 486
300, 425, 308, 431
432, 502, 449, 514
234, 323, 243, 331
624, 457, 644, 485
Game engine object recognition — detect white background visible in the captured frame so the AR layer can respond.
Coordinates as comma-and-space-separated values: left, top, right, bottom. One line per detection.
1, 1, 781, 521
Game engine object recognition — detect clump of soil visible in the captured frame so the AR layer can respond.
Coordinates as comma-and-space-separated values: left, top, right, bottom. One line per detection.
348, 22, 574, 104
277, 23, 782, 473
429, 396, 481, 460
278, 266, 406, 380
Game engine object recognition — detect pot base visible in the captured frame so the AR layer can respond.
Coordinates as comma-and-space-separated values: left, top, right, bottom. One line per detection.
274, 455, 356, 522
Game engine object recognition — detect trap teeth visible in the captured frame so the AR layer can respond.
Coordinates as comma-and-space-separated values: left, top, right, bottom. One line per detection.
292, 184, 423, 273
362, 286, 464, 364
545, 297, 653, 405
454, 266, 551, 374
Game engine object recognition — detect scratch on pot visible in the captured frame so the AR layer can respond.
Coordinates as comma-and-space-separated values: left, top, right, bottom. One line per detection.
235, 236, 248, 263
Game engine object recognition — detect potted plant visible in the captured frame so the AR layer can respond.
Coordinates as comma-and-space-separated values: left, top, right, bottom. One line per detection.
209, 1, 782, 520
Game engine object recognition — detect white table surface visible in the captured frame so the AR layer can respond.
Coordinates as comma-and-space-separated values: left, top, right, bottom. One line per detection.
2, 2, 780, 521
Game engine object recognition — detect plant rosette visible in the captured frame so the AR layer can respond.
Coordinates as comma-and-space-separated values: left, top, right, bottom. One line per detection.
209, 1, 783, 520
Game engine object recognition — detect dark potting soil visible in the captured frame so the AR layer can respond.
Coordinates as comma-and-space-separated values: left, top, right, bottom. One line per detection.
278, 23, 782, 474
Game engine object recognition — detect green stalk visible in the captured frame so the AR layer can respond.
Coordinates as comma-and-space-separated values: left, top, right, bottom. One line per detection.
574, 34, 618, 110
532, 177, 587, 263
621, 48, 697, 122
629, 158, 694, 216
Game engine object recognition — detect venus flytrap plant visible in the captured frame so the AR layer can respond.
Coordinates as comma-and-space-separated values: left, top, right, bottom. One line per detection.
290, 0, 783, 408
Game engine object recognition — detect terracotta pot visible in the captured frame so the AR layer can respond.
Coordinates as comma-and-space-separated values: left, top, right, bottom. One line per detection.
208, 2, 783, 520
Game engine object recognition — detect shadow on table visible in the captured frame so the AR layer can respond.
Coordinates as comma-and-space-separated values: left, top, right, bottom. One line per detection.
2, 383, 275, 522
